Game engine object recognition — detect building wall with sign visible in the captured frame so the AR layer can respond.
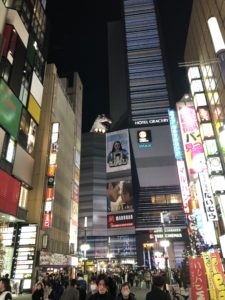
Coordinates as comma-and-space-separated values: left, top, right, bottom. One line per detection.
27, 64, 83, 257
78, 132, 108, 258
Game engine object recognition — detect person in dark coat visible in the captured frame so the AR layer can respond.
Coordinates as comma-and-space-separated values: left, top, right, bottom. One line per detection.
0, 278, 12, 300
116, 282, 136, 300
60, 279, 79, 300
145, 276, 171, 300
32, 282, 44, 300
88, 275, 114, 300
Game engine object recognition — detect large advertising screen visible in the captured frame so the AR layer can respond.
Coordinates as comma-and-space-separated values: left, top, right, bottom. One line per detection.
177, 102, 207, 175
106, 129, 131, 173
0, 79, 22, 139
107, 181, 133, 212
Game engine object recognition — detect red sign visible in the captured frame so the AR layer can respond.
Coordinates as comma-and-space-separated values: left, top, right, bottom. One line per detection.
107, 213, 134, 228
0, 170, 20, 215
189, 257, 209, 300
43, 212, 52, 228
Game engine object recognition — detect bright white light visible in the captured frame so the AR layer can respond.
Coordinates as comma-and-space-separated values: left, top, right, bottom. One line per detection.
160, 239, 170, 248
184, 94, 189, 99
80, 243, 90, 252
208, 17, 225, 53
106, 252, 112, 259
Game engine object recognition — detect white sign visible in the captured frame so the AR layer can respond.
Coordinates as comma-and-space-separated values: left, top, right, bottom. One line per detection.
199, 171, 218, 221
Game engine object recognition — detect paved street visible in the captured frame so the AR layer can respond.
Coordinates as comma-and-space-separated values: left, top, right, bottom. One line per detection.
12, 287, 149, 300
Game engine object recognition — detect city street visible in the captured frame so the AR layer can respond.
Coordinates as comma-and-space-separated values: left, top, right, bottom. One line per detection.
12, 287, 149, 300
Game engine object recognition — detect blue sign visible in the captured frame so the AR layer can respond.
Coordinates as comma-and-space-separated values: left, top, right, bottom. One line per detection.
168, 109, 183, 160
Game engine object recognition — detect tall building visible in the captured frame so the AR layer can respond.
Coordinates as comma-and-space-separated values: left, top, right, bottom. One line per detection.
78, 132, 108, 265
184, 0, 225, 251
0, 0, 82, 286
27, 64, 82, 276
0, 0, 48, 288
107, 0, 187, 268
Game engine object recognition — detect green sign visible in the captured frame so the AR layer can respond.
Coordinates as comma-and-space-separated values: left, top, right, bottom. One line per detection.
0, 79, 22, 139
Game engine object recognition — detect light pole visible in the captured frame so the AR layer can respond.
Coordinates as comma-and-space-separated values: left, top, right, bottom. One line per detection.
160, 212, 171, 284
80, 217, 90, 274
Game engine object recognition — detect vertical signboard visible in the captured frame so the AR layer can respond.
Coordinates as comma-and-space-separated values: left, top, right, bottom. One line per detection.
199, 171, 218, 221
42, 123, 59, 229
176, 102, 207, 175
106, 129, 131, 173
176, 161, 190, 214
168, 109, 183, 160
189, 256, 209, 300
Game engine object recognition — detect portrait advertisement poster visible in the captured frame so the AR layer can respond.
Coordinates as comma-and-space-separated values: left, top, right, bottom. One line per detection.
106, 129, 131, 173
107, 181, 133, 212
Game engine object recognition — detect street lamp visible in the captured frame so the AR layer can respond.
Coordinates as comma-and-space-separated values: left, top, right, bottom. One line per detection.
80, 217, 90, 274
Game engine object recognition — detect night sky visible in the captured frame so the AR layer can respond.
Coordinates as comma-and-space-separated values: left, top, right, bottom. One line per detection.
46, 0, 193, 132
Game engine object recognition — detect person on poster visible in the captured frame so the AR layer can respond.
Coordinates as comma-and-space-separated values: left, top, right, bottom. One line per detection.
107, 141, 129, 168
118, 182, 133, 211
107, 182, 121, 212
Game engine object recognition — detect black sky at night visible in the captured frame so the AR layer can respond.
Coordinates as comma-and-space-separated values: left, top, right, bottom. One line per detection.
46, 0, 193, 132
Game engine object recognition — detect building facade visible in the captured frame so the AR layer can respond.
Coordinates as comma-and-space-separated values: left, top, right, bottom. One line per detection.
0, 0, 47, 288
184, 0, 225, 253
106, 0, 187, 268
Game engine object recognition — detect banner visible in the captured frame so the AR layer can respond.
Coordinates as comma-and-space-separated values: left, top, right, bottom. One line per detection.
189, 256, 209, 300
202, 252, 217, 300
210, 252, 225, 299
106, 129, 131, 173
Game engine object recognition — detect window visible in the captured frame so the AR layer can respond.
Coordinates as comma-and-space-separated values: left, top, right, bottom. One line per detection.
0, 58, 11, 82
5, 138, 16, 163
19, 186, 28, 209
19, 61, 32, 106
151, 194, 182, 204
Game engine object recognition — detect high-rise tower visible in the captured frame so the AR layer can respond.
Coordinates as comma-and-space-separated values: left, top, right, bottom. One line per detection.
107, 0, 187, 267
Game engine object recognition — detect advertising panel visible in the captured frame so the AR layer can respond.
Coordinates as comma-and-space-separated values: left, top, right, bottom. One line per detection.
0, 79, 22, 139
137, 130, 152, 149
106, 129, 131, 173
107, 212, 134, 228
199, 171, 218, 221
28, 94, 41, 124
176, 160, 190, 214
107, 181, 133, 212
168, 109, 183, 160
189, 256, 209, 300
0, 169, 20, 215
177, 102, 207, 175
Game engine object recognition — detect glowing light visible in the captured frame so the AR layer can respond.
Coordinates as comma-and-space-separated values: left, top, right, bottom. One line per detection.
208, 17, 225, 53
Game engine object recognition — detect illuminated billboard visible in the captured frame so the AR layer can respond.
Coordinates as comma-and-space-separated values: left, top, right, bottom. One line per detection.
107, 181, 133, 212
177, 102, 206, 175
168, 109, 183, 160
106, 129, 131, 173
107, 212, 134, 228
0, 79, 22, 139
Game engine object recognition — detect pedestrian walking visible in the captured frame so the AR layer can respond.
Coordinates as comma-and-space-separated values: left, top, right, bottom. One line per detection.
88, 274, 114, 300
116, 282, 136, 300
60, 279, 79, 300
32, 282, 44, 300
146, 276, 171, 300
0, 278, 12, 300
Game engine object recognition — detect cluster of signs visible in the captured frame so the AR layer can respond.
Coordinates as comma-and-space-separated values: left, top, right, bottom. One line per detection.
43, 123, 59, 229
189, 252, 225, 300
